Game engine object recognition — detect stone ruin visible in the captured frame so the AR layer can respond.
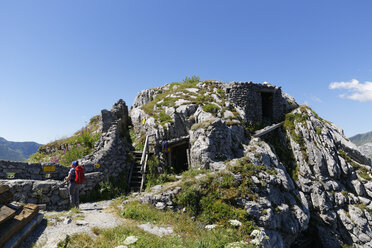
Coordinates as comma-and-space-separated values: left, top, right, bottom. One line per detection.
0, 81, 297, 209
130, 81, 297, 172
0, 99, 131, 210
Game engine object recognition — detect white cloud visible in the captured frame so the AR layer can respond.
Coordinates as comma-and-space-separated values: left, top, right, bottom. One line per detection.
329, 79, 372, 102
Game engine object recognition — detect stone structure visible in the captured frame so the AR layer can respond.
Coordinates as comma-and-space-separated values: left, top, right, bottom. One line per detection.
224, 82, 294, 123
0, 99, 131, 210
130, 81, 298, 169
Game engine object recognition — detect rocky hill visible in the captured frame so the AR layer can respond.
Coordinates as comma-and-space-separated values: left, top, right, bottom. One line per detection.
0, 137, 41, 161
127, 79, 372, 248
2, 78, 372, 247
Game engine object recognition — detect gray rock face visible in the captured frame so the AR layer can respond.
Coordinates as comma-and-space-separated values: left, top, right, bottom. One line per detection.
359, 143, 372, 159
287, 107, 372, 247
242, 139, 309, 248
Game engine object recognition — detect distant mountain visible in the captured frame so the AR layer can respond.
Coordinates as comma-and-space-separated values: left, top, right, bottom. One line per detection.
349, 131, 372, 159
0, 137, 41, 161
349, 131, 372, 146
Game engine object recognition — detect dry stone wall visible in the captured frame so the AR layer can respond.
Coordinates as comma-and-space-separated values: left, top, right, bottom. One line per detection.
0, 99, 131, 210
224, 82, 295, 123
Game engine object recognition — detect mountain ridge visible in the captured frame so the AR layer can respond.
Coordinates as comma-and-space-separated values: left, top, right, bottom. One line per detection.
0, 136, 41, 161
349, 131, 372, 146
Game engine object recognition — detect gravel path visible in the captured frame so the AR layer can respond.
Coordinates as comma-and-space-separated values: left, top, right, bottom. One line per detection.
22, 200, 124, 248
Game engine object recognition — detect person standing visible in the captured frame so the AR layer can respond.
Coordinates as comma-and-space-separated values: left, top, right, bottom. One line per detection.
64, 160, 80, 208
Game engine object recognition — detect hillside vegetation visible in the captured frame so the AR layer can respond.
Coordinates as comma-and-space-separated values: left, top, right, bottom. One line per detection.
28, 115, 101, 166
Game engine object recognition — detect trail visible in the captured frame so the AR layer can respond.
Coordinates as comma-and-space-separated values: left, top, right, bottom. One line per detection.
22, 200, 124, 248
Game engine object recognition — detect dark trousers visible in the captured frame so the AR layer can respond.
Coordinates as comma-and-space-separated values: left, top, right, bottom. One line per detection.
68, 182, 79, 208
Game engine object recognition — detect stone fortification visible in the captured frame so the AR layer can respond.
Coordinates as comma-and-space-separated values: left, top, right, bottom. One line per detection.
130, 81, 298, 168
224, 82, 296, 123
0, 99, 130, 210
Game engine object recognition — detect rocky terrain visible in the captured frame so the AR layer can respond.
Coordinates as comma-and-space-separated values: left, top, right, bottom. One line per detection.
359, 143, 372, 159
127, 80, 372, 247
350, 131, 372, 159
3, 79, 372, 247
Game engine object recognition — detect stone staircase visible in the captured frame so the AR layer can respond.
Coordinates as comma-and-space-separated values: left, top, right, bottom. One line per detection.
128, 151, 143, 192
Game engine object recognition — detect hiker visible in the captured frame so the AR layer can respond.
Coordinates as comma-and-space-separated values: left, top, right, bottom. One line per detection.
64, 160, 84, 208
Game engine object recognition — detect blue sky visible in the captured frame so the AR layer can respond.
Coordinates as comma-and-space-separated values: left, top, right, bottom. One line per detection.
1, 0, 372, 144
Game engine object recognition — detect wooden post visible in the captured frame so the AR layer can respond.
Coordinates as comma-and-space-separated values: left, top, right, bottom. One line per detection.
186, 148, 191, 169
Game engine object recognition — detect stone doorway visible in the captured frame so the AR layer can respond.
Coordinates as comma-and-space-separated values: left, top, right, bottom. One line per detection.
168, 141, 190, 174
261, 91, 273, 121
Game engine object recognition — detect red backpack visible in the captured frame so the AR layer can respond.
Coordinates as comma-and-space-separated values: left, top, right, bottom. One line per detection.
75, 165, 85, 184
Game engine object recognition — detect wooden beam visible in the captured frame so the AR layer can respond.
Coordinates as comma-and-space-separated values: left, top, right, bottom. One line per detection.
0, 205, 16, 225
0, 204, 39, 247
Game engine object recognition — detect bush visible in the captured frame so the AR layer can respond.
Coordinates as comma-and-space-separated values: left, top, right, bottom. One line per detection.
81, 170, 129, 202
176, 186, 202, 216
146, 155, 176, 189
202, 103, 220, 114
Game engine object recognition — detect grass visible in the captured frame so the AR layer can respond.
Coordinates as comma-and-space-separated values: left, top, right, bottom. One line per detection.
283, 107, 309, 165
173, 158, 275, 234
191, 120, 213, 131
338, 149, 372, 180
145, 154, 176, 189
63, 199, 257, 248
80, 170, 129, 202
263, 128, 299, 181
202, 103, 220, 114
139, 76, 231, 132
28, 115, 101, 166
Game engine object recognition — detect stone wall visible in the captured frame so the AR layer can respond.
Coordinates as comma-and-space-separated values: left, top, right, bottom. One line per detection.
224, 82, 290, 123
0, 99, 131, 210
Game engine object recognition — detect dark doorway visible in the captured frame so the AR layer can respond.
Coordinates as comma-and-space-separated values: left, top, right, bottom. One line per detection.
261, 92, 273, 121
170, 142, 189, 174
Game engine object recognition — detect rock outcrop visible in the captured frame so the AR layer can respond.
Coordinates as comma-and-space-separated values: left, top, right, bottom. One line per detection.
130, 80, 297, 168
359, 143, 372, 159
128, 83, 372, 248
286, 107, 372, 247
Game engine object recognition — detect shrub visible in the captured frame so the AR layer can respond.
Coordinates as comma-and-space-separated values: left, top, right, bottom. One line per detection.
145, 155, 176, 189
176, 186, 202, 216
81, 170, 129, 202
202, 103, 220, 114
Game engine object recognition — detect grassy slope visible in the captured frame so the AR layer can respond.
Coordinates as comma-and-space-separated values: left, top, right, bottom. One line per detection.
28, 115, 101, 166
59, 159, 270, 248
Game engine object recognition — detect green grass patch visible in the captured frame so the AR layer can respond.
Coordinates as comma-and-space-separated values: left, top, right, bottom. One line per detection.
338, 150, 372, 180
174, 158, 273, 235
202, 103, 220, 114
81, 170, 129, 202
145, 155, 176, 189
263, 128, 299, 181
283, 108, 309, 163
28, 115, 101, 166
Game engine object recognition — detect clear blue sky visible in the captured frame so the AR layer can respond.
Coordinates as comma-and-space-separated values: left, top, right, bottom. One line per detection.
1, 0, 372, 144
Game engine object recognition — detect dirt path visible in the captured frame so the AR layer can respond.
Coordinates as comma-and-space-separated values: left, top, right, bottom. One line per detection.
22, 200, 124, 248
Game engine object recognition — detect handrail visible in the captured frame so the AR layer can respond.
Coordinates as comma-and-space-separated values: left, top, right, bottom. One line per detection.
139, 134, 156, 192
140, 135, 149, 166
